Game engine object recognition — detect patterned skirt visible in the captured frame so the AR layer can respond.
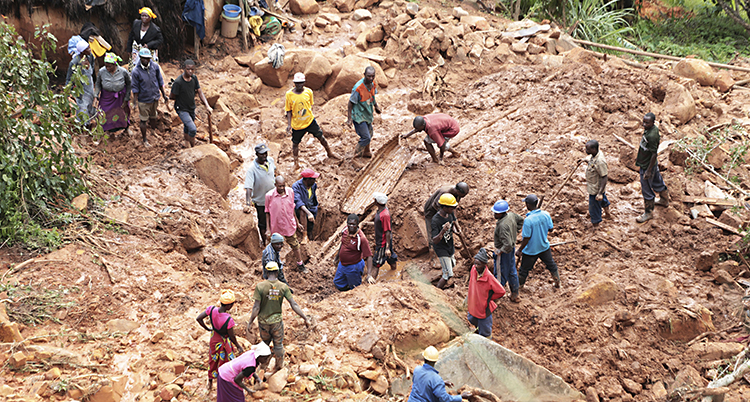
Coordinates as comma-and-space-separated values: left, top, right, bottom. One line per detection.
209, 332, 235, 380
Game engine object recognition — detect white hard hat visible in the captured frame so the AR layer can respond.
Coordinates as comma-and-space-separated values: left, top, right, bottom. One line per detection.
293, 72, 306, 82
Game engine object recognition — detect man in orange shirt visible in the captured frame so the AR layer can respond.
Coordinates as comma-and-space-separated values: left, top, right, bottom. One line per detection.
467, 248, 505, 338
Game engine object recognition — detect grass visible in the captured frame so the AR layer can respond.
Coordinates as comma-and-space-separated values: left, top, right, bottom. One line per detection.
3, 283, 78, 326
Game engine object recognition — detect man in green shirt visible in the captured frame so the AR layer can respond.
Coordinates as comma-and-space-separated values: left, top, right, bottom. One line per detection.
493, 200, 524, 303
247, 261, 311, 373
346, 66, 381, 158
635, 113, 669, 223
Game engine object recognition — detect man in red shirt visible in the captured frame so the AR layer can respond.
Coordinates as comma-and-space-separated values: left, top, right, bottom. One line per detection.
334, 214, 375, 291
265, 176, 306, 272
467, 248, 505, 338
371, 192, 397, 283
401, 113, 461, 165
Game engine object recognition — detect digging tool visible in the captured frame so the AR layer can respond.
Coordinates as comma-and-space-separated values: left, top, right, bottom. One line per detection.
549, 240, 577, 247
207, 112, 214, 144
543, 159, 584, 209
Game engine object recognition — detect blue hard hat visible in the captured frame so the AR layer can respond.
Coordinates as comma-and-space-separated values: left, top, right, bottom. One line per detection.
492, 200, 509, 213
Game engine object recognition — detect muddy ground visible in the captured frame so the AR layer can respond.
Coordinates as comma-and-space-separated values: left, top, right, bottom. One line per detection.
2, 0, 750, 401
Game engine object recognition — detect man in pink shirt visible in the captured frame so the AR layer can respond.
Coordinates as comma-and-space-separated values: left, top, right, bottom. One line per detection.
401, 113, 461, 165
265, 176, 306, 272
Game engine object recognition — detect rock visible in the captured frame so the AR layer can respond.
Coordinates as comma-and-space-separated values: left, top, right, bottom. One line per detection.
576, 275, 618, 306
663, 81, 696, 125
674, 58, 716, 86
468, 43, 482, 59
719, 210, 742, 229
179, 144, 237, 198
320, 13, 342, 25
621, 378, 642, 395
359, 369, 380, 380
689, 342, 744, 360
716, 260, 741, 276
586, 386, 600, 402
72, 194, 89, 211
224, 209, 256, 246
333, 0, 356, 12
8, 351, 26, 368
564, 47, 602, 74
406, 2, 419, 16
289, 0, 319, 15
696, 250, 718, 272
68, 386, 84, 399
0, 322, 23, 343
366, 26, 385, 42
651, 381, 667, 399
216, 110, 240, 132
394, 13, 411, 25
356, 331, 379, 352
714, 70, 734, 92
106, 319, 139, 333
159, 384, 182, 400
89, 385, 117, 402
45, 367, 61, 380
669, 366, 706, 393
182, 219, 207, 250
400, 210, 429, 253
452, 6, 468, 18
713, 269, 734, 285
173, 361, 186, 375
614, 310, 636, 327
299, 364, 318, 376
511, 42, 528, 53
372, 374, 389, 394
407, 99, 435, 115
352, 9, 372, 21
596, 376, 624, 398
254, 54, 298, 88
669, 148, 688, 166
314, 17, 329, 28
356, 31, 368, 50
324, 55, 387, 98
268, 367, 289, 393
528, 43, 545, 55
150, 330, 165, 343
540, 54, 564, 68
460, 15, 489, 30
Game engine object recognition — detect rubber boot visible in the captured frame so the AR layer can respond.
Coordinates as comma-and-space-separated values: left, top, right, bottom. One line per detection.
636, 199, 655, 223
436, 277, 448, 289
551, 272, 561, 289
510, 292, 520, 303
363, 144, 372, 158
354, 144, 365, 157
603, 206, 613, 220
655, 189, 670, 207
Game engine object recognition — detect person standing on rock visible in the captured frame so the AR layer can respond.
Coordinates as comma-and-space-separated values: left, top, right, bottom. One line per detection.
346, 66, 381, 158
285, 72, 340, 170
409, 346, 472, 402
245, 143, 276, 246
262, 233, 288, 284
432, 194, 464, 290
515, 194, 561, 290
492, 200, 523, 303
216, 342, 272, 402
169, 59, 212, 148
265, 176, 307, 272
636, 113, 669, 223
584, 139, 612, 226
467, 248, 506, 338
334, 214, 376, 290
292, 168, 320, 243
195, 289, 245, 392
402, 114, 461, 165
372, 192, 397, 277
424, 183, 469, 266
131, 48, 169, 146
247, 261, 311, 374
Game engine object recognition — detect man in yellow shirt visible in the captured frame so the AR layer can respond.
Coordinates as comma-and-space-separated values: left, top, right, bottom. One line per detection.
285, 73, 340, 170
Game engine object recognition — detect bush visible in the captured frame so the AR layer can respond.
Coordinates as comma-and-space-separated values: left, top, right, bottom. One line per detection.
0, 21, 98, 250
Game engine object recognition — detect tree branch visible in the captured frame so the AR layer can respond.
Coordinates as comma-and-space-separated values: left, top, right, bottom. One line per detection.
714, 0, 750, 35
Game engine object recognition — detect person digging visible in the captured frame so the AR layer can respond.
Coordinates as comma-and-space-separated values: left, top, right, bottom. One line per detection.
402, 114, 461, 165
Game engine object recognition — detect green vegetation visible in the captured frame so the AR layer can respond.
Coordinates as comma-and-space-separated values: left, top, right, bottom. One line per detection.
675, 124, 750, 176
0, 22, 101, 251
2, 282, 78, 325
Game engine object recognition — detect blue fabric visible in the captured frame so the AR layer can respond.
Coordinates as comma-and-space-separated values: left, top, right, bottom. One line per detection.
261, 243, 287, 284
354, 121, 373, 147
521, 209, 553, 256
409, 364, 462, 402
639, 166, 667, 201
495, 249, 519, 293
334, 260, 364, 291
292, 179, 318, 215
131, 62, 164, 103
182, 0, 206, 39
588, 193, 610, 224
178, 110, 197, 137
468, 313, 493, 338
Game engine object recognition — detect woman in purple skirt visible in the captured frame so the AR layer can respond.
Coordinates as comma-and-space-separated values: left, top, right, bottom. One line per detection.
217, 342, 272, 402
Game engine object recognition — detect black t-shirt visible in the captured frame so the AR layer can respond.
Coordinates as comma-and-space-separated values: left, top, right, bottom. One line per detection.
171, 74, 200, 113
431, 212, 455, 257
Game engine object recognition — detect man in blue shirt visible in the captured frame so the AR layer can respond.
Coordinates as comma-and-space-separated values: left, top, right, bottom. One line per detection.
409, 346, 472, 402
261, 233, 287, 284
130, 48, 168, 146
515, 194, 560, 289
292, 168, 320, 242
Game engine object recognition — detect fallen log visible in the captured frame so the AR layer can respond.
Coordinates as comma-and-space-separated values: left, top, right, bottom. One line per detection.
706, 217, 742, 236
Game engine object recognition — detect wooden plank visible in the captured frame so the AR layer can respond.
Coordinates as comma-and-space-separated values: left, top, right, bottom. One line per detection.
613, 134, 636, 149
683, 196, 739, 206
356, 52, 386, 63
240, 0, 248, 51
706, 218, 742, 236
194, 30, 200, 61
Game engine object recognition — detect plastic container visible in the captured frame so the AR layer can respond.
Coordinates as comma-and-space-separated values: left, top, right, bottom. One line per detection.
223, 4, 241, 18
221, 13, 240, 38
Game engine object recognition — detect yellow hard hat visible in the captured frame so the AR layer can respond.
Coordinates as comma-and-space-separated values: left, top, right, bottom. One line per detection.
265, 261, 279, 271
422, 346, 439, 361
438, 193, 458, 207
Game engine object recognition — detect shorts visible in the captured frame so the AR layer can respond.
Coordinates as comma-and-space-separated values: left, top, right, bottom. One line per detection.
284, 234, 300, 250
424, 134, 451, 146
438, 255, 456, 280
258, 321, 284, 355
292, 119, 324, 144
138, 101, 158, 121
373, 246, 398, 268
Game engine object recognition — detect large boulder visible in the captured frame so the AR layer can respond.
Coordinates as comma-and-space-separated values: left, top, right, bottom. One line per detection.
324, 55, 387, 98
576, 275, 618, 306
304, 53, 333, 90
179, 144, 238, 198
714, 70, 734, 93
225, 210, 257, 246
254, 54, 298, 88
674, 58, 716, 86
662, 81, 696, 125
289, 0, 319, 14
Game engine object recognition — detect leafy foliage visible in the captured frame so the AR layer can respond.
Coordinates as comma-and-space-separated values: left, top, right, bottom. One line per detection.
566, 0, 635, 46
0, 21, 98, 250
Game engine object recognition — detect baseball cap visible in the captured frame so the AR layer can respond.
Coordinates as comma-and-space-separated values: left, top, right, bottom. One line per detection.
373, 192, 388, 205
138, 48, 152, 58
254, 143, 269, 154
293, 72, 306, 82
270, 233, 284, 244
300, 168, 320, 179
523, 194, 539, 204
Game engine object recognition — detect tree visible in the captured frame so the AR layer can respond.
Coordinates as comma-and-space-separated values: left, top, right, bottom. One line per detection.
712, 0, 750, 36
0, 21, 98, 250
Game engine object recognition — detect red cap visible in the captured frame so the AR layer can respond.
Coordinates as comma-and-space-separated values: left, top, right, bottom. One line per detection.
300, 168, 320, 179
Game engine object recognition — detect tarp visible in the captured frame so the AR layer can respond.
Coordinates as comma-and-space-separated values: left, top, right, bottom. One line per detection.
182, 0, 206, 39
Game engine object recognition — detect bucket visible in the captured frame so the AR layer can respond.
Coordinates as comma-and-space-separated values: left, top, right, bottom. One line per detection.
223, 4, 241, 18
221, 14, 240, 38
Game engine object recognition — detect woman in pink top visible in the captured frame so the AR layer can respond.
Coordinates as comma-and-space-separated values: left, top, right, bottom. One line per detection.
196, 290, 244, 392
217, 342, 272, 402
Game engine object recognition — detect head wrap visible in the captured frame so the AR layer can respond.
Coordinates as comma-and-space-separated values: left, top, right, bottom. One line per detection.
219, 289, 236, 305
253, 342, 272, 357
270, 233, 284, 244
104, 52, 117, 64
75, 40, 89, 55
474, 248, 489, 264
139, 7, 157, 19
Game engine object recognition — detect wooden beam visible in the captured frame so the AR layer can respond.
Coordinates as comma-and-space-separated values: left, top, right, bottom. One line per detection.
194, 29, 200, 61
613, 134, 636, 149
240, 0, 248, 51
706, 218, 742, 235
683, 196, 739, 206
